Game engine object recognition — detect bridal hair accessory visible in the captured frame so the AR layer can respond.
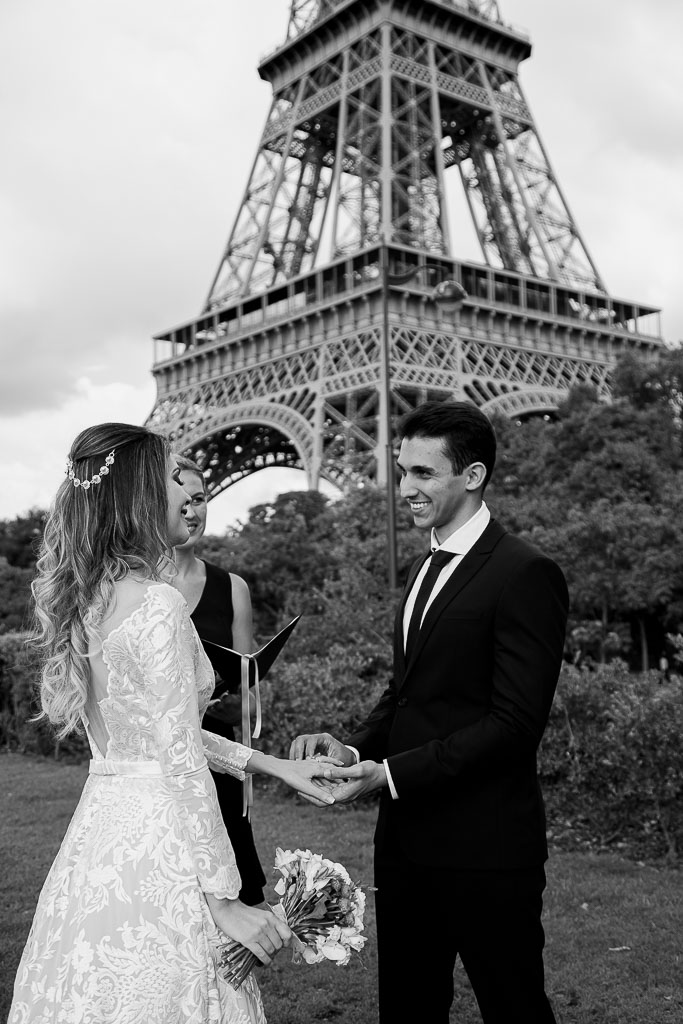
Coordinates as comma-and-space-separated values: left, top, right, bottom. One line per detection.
66, 450, 116, 490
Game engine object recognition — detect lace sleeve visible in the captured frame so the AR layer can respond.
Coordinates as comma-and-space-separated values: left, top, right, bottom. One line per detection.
201, 728, 252, 778
134, 585, 241, 899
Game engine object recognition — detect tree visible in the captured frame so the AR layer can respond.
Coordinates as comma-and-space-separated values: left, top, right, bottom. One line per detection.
0, 557, 34, 634
612, 346, 683, 423
0, 508, 45, 569
532, 498, 683, 668
200, 490, 336, 630
487, 347, 683, 668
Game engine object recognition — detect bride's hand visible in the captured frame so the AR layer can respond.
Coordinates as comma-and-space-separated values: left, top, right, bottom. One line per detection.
272, 755, 343, 805
247, 750, 343, 804
206, 896, 292, 966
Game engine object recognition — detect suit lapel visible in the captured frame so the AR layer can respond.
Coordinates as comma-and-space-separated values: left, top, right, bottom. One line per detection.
400, 519, 506, 684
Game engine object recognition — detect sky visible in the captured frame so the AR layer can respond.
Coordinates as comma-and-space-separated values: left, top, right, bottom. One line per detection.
1, 0, 681, 532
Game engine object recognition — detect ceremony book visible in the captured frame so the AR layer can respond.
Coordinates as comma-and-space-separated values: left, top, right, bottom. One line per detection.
202, 615, 301, 816
202, 614, 301, 698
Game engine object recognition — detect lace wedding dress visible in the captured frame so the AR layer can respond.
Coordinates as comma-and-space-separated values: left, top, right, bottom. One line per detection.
9, 583, 267, 1024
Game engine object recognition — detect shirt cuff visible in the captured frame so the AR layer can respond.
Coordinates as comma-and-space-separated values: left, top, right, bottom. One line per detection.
345, 745, 360, 764
383, 759, 399, 800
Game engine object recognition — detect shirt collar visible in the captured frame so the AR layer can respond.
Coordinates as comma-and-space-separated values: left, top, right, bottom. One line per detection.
430, 502, 491, 556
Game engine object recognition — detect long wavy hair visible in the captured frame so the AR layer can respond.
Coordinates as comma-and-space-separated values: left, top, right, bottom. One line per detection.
32, 423, 172, 738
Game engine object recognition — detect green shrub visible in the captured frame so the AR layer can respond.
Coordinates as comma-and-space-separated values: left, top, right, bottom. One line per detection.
261, 653, 683, 861
0, 558, 34, 634
540, 661, 683, 860
3, 619, 682, 861
0, 632, 42, 752
0, 632, 88, 760
258, 643, 387, 760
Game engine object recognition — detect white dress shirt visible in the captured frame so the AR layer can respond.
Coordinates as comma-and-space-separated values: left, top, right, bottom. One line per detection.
401, 501, 491, 645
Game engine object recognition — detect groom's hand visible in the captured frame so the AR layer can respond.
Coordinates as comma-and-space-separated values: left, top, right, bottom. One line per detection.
321, 760, 387, 803
289, 732, 355, 767
295, 767, 345, 808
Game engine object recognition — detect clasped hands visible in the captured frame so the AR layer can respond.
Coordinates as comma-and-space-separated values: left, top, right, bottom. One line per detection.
289, 732, 387, 806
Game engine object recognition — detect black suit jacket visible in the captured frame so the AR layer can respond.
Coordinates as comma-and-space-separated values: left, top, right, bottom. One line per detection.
347, 519, 569, 871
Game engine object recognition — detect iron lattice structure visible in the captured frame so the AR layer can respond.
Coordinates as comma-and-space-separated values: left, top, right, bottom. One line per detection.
149, 0, 662, 497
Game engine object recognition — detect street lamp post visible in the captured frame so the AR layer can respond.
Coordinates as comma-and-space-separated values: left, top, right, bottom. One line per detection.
379, 244, 399, 589
380, 244, 467, 589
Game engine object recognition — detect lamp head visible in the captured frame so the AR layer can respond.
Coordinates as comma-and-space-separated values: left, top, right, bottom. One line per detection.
432, 280, 468, 306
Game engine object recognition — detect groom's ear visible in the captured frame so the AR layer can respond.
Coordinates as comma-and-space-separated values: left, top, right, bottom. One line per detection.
465, 462, 487, 491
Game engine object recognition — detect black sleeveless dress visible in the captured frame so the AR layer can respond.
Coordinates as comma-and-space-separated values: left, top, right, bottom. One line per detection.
191, 560, 267, 905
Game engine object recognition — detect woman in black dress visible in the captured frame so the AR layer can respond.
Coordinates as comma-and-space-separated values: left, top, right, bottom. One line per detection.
174, 455, 267, 906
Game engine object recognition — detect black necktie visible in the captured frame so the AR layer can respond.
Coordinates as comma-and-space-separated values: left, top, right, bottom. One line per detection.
405, 549, 456, 662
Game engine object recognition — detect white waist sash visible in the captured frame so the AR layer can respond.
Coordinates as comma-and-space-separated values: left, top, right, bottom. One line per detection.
89, 759, 206, 779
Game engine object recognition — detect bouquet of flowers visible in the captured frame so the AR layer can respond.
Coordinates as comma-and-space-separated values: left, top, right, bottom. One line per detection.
218, 847, 369, 989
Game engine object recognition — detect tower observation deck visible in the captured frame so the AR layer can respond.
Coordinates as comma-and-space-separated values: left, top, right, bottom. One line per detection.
149, 0, 662, 497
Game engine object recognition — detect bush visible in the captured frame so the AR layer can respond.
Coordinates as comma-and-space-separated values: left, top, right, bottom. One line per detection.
540, 661, 683, 861
0, 558, 34, 634
261, 653, 683, 861
258, 643, 387, 760
0, 633, 88, 760
0, 632, 42, 752
3, 619, 682, 862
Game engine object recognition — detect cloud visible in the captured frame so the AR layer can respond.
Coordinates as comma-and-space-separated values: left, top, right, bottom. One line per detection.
0, 0, 681, 527
507, 0, 683, 338
0, 378, 339, 533
0, 377, 156, 518
0, 0, 276, 413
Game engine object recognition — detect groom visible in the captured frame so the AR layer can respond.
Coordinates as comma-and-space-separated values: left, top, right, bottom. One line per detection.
291, 400, 568, 1024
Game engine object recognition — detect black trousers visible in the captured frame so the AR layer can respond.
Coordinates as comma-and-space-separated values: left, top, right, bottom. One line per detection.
374, 848, 557, 1024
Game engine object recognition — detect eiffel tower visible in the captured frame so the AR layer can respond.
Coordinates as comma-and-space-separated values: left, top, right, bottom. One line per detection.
148, 0, 663, 498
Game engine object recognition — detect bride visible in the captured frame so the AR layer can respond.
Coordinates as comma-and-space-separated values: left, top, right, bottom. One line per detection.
8, 422, 335, 1024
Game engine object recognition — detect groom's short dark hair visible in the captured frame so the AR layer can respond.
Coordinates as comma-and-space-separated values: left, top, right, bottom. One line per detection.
398, 401, 497, 490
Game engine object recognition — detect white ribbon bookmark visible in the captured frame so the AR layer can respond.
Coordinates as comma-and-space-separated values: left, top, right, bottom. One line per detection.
202, 620, 302, 818
240, 654, 262, 819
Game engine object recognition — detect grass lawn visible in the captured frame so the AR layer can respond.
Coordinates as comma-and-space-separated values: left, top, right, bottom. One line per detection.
1, 753, 681, 1023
